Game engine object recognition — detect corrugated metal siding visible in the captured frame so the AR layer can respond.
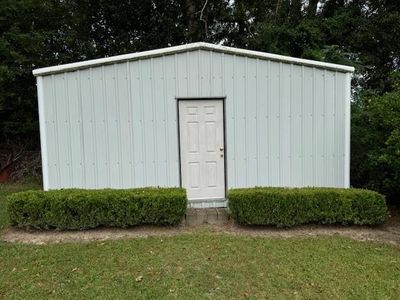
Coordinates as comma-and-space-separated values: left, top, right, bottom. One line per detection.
40, 49, 349, 190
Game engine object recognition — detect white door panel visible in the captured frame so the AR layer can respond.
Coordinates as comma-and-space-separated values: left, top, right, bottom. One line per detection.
179, 100, 225, 200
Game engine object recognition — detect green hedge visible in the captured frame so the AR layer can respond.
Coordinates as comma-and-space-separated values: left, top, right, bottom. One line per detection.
7, 188, 187, 230
228, 187, 388, 227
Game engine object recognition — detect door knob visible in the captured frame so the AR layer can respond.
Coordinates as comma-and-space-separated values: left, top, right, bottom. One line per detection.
219, 147, 224, 151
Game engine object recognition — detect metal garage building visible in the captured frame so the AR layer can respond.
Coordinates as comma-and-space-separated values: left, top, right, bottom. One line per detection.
33, 42, 354, 208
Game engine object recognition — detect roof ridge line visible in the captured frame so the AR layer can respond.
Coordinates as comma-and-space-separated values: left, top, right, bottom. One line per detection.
33, 42, 354, 76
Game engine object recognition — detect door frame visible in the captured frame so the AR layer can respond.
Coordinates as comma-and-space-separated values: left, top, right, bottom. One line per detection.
176, 96, 227, 200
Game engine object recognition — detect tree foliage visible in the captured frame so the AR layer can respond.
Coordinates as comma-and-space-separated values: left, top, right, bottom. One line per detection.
0, 0, 399, 199
352, 73, 400, 201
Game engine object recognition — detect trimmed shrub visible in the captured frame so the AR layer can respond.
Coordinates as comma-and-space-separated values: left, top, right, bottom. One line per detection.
228, 187, 388, 227
7, 188, 187, 230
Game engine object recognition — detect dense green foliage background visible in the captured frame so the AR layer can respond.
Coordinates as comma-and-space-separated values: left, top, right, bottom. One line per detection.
1, 0, 399, 200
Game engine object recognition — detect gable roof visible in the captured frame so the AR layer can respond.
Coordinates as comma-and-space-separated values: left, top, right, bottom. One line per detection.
33, 42, 355, 76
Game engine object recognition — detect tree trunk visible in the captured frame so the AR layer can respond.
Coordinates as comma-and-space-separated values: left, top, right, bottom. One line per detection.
307, 0, 320, 17
184, 0, 198, 41
290, 0, 303, 23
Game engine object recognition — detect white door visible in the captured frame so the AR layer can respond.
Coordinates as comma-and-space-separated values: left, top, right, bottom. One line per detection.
179, 99, 225, 200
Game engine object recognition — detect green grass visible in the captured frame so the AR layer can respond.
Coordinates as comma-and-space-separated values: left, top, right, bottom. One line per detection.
1, 183, 400, 299
0, 182, 41, 230
0, 233, 400, 299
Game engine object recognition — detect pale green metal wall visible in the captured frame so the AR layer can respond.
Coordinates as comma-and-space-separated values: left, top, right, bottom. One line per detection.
39, 49, 351, 190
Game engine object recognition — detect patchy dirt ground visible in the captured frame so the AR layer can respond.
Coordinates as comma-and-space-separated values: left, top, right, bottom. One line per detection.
2, 207, 400, 246
1, 226, 186, 245
214, 206, 400, 246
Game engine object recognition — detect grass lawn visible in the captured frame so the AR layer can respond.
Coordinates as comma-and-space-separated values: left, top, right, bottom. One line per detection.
1, 233, 400, 299
1, 183, 400, 299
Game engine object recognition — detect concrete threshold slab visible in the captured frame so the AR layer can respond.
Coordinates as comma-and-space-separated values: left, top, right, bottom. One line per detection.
183, 208, 231, 227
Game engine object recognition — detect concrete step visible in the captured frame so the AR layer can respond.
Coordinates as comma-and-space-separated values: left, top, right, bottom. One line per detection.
183, 208, 231, 226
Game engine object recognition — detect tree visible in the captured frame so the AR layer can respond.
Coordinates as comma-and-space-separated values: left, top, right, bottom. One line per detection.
351, 72, 400, 201
0, 0, 230, 146
0, 0, 63, 146
1, 0, 400, 200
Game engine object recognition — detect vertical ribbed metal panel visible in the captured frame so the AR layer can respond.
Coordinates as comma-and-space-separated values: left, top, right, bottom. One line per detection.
40, 49, 350, 190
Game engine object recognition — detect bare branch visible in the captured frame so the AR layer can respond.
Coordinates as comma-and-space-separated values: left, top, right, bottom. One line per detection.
199, 0, 209, 38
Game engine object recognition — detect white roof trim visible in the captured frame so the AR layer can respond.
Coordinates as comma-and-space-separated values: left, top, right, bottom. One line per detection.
33, 42, 355, 76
